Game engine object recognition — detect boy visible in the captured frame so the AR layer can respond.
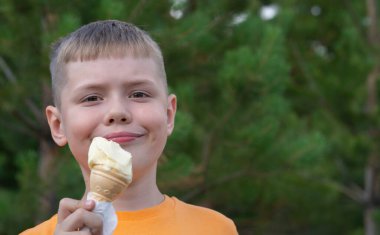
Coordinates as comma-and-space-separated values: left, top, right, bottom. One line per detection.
20, 20, 238, 234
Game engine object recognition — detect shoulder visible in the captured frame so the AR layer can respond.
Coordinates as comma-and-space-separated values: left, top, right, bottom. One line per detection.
171, 197, 238, 234
19, 215, 57, 235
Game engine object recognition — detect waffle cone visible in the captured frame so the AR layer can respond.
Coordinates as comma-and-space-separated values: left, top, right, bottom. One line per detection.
89, 165, 129, 202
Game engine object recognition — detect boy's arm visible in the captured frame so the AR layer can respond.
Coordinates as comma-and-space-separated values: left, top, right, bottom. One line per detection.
54, 198, 103, 234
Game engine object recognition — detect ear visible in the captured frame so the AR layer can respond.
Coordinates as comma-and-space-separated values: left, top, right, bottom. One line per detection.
166, 94, 177, 135
45, 105, 67, 146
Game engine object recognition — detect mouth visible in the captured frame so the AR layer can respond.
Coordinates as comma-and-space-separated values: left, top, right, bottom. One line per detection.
103, 131, 144, 144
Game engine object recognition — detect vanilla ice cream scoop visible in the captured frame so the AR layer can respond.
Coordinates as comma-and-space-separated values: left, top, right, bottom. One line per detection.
88, 137, 133, 201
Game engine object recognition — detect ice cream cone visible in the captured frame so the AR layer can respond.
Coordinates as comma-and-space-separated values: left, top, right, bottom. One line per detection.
89, 165, 130, 202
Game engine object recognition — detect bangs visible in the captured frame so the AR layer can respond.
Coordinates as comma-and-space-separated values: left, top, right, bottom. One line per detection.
56, 36, 161, 64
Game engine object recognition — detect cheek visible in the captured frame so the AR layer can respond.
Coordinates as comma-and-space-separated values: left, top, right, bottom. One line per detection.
61, 110, 100, 166
64, 109, 100, 138
136, 106, 168, 135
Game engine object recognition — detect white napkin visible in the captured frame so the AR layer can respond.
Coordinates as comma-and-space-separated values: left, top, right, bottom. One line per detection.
87, 193, 118, 235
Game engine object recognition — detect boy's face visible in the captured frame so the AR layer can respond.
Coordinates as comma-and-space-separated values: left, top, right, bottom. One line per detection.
46, 57, 176, 180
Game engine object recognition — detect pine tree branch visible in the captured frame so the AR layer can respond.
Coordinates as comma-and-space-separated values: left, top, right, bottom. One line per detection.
197, 104, 238, 173
0, 56, 17, 83
290, 43, 331, 112
127, 0, 147, 22
182, 170, 247, 201
25, 99, 46, 128
0, 118, 37, 138
11, 109, 42, 137
321, 179, 365, 204
343, 0, 370, 43
0, 55, 49, 136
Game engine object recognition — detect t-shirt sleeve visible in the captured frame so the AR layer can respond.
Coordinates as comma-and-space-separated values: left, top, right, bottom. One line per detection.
19, 215, 57, 235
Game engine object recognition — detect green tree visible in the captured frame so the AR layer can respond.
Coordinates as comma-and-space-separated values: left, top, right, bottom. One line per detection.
284, 0, 380, 234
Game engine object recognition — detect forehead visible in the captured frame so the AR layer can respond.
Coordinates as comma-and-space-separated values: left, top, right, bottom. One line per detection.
63, 57, 167, 90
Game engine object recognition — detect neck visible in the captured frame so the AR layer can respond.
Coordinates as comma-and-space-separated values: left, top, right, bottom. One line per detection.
81, 164, 164, 211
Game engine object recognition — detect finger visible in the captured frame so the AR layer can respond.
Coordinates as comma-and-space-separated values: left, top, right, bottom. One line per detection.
81, 227, 90, 232
57, 198, 95, 223
76, 230, 92, 235
54, 226, 92, 235
57, 198, 80, 223
79, 227, 92, 235
80, 226, 103, 235
60, 208, 103, 233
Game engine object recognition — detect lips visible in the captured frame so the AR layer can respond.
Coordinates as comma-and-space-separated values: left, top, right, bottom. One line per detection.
103, 131, 144, 144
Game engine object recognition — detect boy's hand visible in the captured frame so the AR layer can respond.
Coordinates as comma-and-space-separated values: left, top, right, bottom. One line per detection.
54, 198, 103, 234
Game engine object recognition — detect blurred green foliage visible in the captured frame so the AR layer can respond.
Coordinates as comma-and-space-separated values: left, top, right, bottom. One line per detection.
0, 0, 377, 234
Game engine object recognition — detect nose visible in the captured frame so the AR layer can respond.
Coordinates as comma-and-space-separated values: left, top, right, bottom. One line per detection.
107, 113, 129, 124
104, 101, 131, 125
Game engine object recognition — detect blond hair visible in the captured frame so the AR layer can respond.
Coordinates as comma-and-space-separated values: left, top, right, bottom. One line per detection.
50, 20, 167, 107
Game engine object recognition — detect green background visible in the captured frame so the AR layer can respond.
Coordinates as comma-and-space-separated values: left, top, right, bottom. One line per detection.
0, 0, 378, 234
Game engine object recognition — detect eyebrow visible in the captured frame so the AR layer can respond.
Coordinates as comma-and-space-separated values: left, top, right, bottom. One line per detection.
124, 78, 158, 87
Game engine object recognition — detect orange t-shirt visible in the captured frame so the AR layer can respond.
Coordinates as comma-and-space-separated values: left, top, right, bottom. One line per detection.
20, 196, 238, 235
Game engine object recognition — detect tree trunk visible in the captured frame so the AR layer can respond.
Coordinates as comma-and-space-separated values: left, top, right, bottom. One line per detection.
37, 138, 59, 222
365, 206, 376, 235
365, 0, 380, 234
364, 163, 378, 235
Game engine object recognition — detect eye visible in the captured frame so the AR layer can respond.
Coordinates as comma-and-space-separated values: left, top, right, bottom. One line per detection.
129, 91, 150, 98
82, 95, 103, 102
